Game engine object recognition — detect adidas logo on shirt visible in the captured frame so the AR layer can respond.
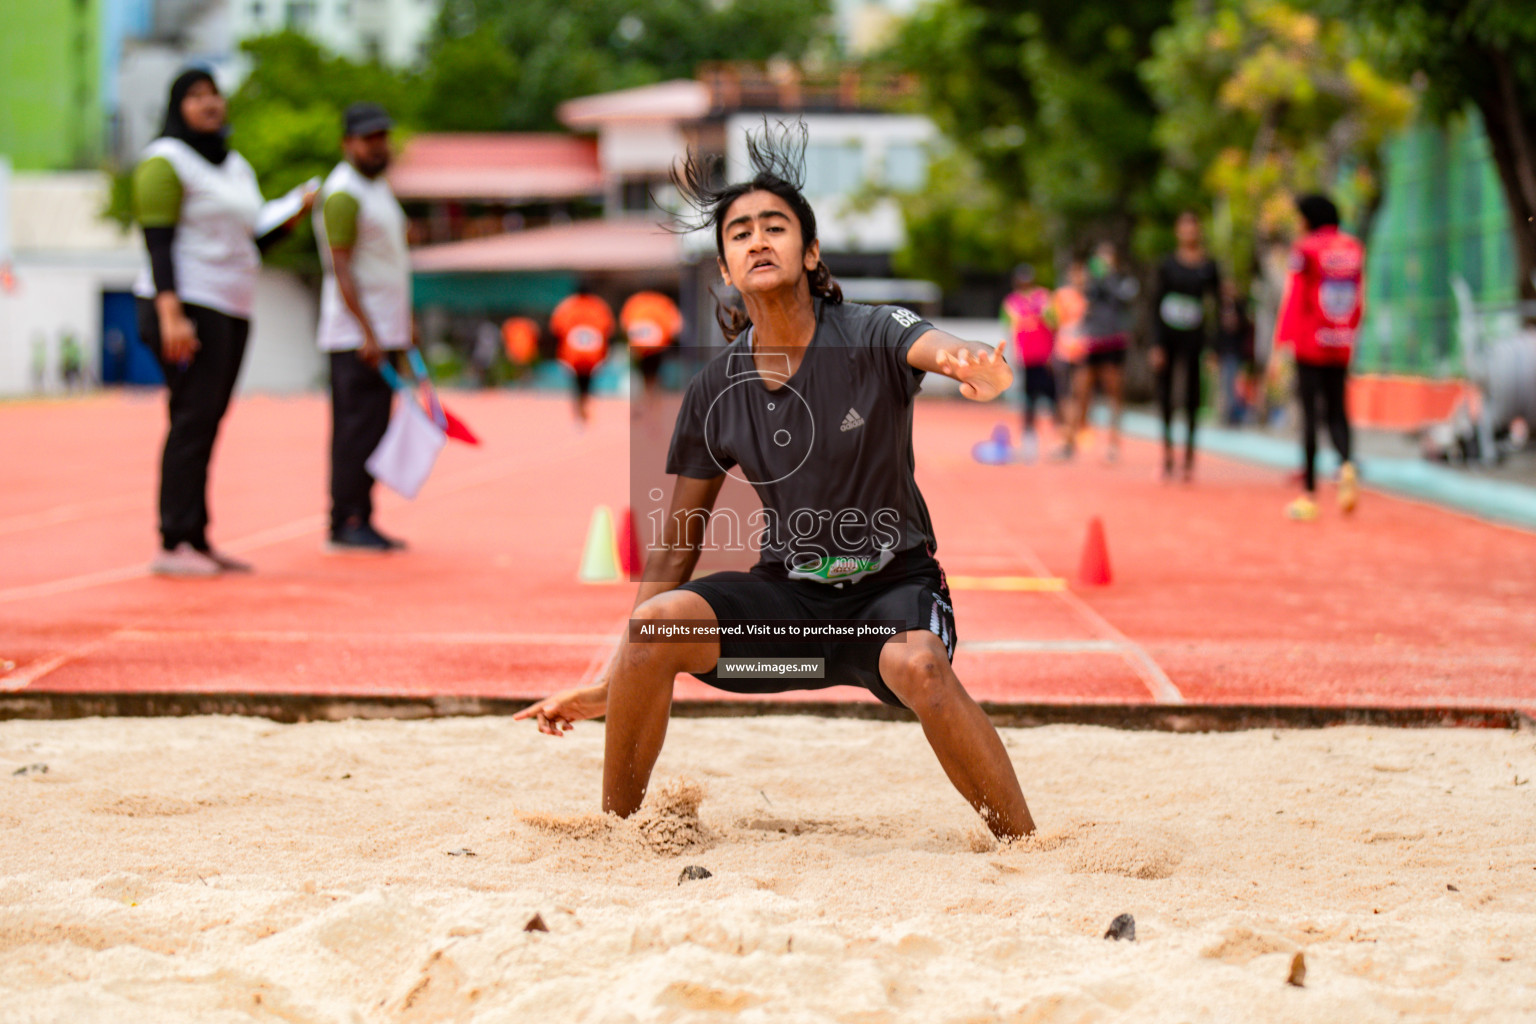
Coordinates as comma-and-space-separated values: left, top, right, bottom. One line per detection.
840, 408, 866, 432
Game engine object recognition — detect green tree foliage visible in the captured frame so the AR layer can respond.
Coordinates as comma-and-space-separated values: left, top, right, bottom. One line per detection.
228, 31, 419, 196
889, 148, 1052, 293
1142, 0, 1413, 283
424, 0, 836, 131
889, 0, 1176, 251
413, 27, 520, 133
1311, 0, 1536, 299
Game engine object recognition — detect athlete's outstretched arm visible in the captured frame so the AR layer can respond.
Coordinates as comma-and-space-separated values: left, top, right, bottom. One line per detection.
514, 473, 725, 735
906, 330, 1013, 401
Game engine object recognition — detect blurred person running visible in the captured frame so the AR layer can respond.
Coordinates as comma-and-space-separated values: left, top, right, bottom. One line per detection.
314, 102, 413, 554
1057, 241, 1137, 462
1274, 194, 1364, 521
515, 123, 1035, 841
621, 290, 684, 407
1000, 264, 1059, 463
551, 284, 615, 425
132, 68, 314, 577
1151, 211, 1221, 480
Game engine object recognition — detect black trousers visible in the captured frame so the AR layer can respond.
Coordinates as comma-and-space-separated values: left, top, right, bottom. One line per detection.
1019, 364, 1059, 432
1156, 336, 1202, 466
329, 350, 395, 533
1295, 360, 1352, 492
136, 298, 249, 551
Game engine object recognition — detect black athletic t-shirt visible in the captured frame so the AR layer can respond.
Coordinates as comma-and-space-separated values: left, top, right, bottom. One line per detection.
666, 300, 937, 584
1154, 255, 1220, 349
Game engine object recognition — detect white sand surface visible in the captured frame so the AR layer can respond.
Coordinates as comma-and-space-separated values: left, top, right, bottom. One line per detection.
2, 714, 1534, 1023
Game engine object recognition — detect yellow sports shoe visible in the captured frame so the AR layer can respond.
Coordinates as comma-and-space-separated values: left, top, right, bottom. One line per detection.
1338, 461, 1359, 515
1286, 495, 1319, 521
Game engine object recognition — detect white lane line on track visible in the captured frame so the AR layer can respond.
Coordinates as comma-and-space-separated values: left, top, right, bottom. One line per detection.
0, 623, 140, 692
0, 495, 144, 537
960, 639, 1126, 654
0, 437, 591, 606
997, 527, 1185, 705
102, 630, 1139, 658
0, 654, 74, 692
110, 628, 618, 646
0, 564, 153, 605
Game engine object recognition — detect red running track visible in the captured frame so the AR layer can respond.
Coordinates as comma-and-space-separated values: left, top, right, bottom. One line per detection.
1, 390, 1533, 717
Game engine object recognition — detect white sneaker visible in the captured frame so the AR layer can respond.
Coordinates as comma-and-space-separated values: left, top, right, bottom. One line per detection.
1018, 432, 1039, 464
150, 543, 222, 578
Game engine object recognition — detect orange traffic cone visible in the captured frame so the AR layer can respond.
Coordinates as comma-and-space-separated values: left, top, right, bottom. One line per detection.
617, 506, 642, 577
1078, 516, 1112, 586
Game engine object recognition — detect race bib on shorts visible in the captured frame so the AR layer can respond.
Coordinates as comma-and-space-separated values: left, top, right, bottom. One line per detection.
1159, 293, 1204, 331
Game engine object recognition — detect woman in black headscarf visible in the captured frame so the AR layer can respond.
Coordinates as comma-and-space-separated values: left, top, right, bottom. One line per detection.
131, 69, 312, 576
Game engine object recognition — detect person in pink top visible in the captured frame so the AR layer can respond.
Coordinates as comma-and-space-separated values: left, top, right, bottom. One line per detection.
1000, 264, 1059, 462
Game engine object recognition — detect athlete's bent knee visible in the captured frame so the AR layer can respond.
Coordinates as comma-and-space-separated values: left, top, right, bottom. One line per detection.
625, 590, 717, 678
882, 637, 958, 715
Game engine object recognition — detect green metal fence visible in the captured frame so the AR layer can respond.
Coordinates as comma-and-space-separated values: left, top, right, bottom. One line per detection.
1357, 109, 1519, 377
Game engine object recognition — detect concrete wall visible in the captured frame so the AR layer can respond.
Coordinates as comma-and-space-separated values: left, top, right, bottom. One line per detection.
0, 254, 137, 395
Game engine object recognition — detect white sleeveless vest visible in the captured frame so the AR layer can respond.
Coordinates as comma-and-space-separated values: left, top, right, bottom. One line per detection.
133, 137, 263, 320
314, 161, 412, 352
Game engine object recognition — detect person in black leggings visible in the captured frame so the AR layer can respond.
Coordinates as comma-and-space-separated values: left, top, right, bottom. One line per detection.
1295, 362, 1350, 493
1151, 211, 1220, 480
132, 69, 312, 576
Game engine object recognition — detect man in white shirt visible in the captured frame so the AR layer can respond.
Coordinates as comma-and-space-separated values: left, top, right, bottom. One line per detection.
315, 102, 413, 553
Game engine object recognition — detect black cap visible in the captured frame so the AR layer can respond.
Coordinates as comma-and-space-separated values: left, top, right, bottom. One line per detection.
343, 102, 393, 137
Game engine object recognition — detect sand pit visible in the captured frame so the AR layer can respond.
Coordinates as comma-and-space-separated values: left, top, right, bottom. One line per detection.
2, 714, 1534, 1022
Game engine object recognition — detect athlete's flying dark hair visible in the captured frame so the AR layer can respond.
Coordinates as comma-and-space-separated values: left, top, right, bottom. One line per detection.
670, 119, 842, 341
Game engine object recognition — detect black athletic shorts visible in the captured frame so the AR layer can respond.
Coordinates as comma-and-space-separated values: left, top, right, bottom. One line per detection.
637, 351, 665, 381
1086, 345, 1127, 368
1022, 363, 1058, 401
676, 549, 957, 708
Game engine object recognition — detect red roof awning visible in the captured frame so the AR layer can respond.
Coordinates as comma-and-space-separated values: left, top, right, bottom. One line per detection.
558, 80, 711, 128
411, 218, 682, 273
388, 134, 603, 202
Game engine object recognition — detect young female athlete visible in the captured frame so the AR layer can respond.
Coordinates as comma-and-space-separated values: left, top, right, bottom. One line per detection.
515, 125, 1035, 840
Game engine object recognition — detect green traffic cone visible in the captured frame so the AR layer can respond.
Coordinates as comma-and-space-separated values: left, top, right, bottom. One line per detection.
578, 505, 621, 584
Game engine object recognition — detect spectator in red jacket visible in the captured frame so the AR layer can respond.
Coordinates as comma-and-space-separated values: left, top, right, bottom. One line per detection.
1273, 194, 1363, 521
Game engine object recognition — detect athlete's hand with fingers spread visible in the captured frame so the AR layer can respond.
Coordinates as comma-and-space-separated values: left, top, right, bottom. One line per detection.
937, 342, 1012, 401
512, 684, 609, 736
